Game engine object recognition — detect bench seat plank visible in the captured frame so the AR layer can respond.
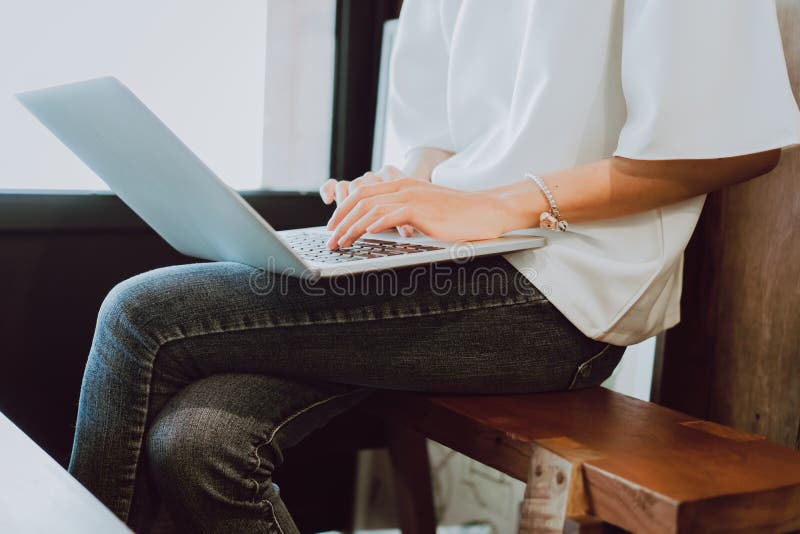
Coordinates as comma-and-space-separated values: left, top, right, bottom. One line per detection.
368, 387, 800, 532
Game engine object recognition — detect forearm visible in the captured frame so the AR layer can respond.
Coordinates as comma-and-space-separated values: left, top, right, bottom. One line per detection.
402, 146, 454, 181
324, 149, 780, 249
491, 150, 781, 233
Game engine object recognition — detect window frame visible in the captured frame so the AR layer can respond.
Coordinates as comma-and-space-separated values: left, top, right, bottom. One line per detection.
329, 0, 401, 180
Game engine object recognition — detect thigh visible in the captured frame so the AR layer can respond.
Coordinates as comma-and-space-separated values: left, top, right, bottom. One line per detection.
118, 257, 619, 394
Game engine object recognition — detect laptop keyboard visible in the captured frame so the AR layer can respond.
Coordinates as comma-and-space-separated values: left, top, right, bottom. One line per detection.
283, 232, 444, 263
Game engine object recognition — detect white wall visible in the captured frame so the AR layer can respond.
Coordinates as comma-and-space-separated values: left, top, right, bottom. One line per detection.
601, 337, 656, 401
0, 1, 268, 190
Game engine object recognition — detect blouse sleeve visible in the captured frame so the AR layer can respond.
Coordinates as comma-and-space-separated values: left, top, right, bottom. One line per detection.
388, 0, 455, 154
614, 0, 800, 160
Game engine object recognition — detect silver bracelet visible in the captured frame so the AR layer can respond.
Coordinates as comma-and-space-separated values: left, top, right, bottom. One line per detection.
525, 172, 568, 231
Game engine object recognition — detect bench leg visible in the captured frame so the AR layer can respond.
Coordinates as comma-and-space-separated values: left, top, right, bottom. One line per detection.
519, 442, 590, 534
563, 515, 615, 534
386, 423, 437, 534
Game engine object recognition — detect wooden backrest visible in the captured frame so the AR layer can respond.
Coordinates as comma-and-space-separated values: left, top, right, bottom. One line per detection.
370, 387, 800, 532
660, 0, 800, 450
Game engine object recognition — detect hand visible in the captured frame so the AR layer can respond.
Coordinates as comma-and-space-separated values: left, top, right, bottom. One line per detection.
319, 165, 416, 238
325, 178, 508, 249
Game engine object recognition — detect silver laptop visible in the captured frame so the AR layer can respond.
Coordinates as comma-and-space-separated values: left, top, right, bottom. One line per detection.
17, 77, 545, 279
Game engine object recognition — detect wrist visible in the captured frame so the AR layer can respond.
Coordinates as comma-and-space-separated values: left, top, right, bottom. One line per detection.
487, 179, 549, 234
402, 147, 454, 181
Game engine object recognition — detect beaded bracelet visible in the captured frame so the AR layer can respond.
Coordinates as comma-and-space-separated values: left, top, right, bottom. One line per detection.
525, 172, 568, 232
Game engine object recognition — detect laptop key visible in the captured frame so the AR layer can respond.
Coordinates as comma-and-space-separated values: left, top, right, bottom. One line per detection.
360, 238, 397, 245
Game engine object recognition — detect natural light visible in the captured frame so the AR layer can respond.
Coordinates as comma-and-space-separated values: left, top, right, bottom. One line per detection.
0, 0, 335, 191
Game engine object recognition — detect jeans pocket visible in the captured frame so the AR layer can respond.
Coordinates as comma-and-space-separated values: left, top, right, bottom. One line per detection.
567, 343, 625, 391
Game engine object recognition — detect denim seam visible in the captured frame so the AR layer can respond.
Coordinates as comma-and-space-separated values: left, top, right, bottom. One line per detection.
117, 342, 159, 523
247, 388, 370, 529
102, 300, 164, 522
567, 343, 612, 391
264, 500, 284, 534
154, 294, 546, 349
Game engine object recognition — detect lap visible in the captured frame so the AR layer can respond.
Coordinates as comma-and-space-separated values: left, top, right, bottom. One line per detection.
105, 257, 619, 394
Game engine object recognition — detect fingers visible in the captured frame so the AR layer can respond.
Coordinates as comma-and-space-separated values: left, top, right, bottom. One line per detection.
335, 180, 350, 205
322, 173, 428, 247
397, 224, 415, 237
326, 191, 409, 248
319, 171, 387, 205
319, 179, 337, 205
327, 177, 419, 231
332, 204, 407, 248
367, 208, 416, 236
353, 171, 385, 186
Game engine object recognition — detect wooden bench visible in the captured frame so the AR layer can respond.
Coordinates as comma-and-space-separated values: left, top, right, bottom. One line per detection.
367, 387, 800, 533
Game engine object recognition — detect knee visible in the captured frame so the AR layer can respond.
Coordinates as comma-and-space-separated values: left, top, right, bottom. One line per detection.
95, 262, 252, 345
94, 264, 210, 357
147, 407, 211, 489
81, 270, 180, 383
96, 270, 169, 346
145, 399, 277, 502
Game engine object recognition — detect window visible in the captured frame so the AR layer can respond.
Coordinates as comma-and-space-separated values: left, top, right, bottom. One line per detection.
0, 0, 335, 191
262, 1, 336, 190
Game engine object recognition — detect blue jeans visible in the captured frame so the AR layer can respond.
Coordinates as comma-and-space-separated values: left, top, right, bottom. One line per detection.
68, 257, 624, 533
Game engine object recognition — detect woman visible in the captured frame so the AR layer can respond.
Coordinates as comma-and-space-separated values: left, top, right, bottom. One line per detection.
70, 1, 800, 532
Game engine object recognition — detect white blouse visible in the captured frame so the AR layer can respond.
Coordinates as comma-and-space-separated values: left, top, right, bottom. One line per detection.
389, 0, 800, 345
